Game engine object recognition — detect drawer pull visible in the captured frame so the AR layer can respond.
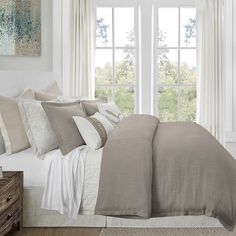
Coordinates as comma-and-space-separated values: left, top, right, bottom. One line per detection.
7, 214, 12, 221
6, 196, 12, 202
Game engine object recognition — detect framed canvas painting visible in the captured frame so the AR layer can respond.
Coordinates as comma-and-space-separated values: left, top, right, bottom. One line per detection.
0, 0, 41, 56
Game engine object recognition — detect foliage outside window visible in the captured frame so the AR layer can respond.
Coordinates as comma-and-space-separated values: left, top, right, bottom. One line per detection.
95, 7, 197, 121
156, 8, 197, 121
95, 8, 136, 116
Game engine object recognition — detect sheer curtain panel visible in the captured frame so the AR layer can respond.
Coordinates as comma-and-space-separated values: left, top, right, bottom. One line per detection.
70, 0, 95, 98
196, 0, 225, 141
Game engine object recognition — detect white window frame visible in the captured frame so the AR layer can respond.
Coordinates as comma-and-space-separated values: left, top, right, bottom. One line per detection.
153, 5, 197, 120
95, 0, 196, 116
95, 0, 140, 114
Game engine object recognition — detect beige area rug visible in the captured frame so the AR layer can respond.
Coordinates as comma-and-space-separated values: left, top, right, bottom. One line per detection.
99, 228, 236, 236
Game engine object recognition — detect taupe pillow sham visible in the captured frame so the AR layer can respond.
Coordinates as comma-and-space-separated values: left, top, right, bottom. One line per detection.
81, 98, 108, 116
35, 81, 62, 101
81, 100, 100, 116
0, 89, 34, 154
42, 101, 86, 155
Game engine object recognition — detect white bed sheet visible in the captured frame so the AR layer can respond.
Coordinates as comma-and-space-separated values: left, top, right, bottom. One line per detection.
0, 148, 47, 187
0, 146, 103, 215
42, 146, 88, 218
41, 146, 103, 215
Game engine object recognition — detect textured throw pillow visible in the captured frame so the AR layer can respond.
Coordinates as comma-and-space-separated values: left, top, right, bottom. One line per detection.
0, 89, 34, 154
42, 101, 86, 155
73, 112, 114, 150
34, 81, 62, 101
97, 102, 124, 126
18, 100, 58, 158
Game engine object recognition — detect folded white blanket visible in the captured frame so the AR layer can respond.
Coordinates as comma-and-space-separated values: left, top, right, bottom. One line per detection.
41, 146, 89, 218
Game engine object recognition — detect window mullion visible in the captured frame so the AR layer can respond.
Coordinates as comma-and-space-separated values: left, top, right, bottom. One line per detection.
177, 7, 181, 121
134, 5, 139, 113
154, 8, 159, 116
112, 8, 115, 102
140, 1, 153, 114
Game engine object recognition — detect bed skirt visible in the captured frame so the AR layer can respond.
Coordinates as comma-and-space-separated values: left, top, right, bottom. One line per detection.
23, 187, 223, 228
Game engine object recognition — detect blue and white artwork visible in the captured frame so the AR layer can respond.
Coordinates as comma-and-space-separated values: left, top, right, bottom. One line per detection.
0, 0, 41, 56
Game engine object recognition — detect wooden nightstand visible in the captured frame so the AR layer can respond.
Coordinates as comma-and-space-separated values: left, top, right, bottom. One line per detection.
0, 172, 23, 236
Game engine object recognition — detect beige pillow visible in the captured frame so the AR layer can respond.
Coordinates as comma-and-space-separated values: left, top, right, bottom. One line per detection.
35, 81, 62, 101
42, 101, 86, 155
80, 99, 107, 116
34, 91, 57, 101
81, 100, 100, 116
0, 89, 34, 154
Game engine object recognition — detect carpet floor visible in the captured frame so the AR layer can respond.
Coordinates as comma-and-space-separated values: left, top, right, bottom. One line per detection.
99, 228, 236, 236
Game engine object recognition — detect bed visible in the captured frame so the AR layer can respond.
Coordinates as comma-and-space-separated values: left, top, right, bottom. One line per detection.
0, 72, 229, 228
0, 143, 222, 228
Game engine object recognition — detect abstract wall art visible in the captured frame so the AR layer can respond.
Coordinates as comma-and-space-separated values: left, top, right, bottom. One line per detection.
0, 0, 41, 56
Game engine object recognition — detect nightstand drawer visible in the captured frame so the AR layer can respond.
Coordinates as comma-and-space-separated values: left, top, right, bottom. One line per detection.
0, 176, 21, 214
0, 200, 20, 235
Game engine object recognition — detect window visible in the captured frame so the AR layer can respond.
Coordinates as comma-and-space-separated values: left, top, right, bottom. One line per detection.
95, 1, 196, 120
95, 7, 137, 116
155, 7, 197, 121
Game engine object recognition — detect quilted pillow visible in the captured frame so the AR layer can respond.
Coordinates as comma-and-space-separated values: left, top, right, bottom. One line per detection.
18, 100, 58, 158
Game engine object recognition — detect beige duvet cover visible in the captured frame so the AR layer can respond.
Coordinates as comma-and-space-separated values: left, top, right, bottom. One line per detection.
95, 115, 236, 231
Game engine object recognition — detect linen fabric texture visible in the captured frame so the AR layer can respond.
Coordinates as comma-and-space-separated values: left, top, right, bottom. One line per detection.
18, 100, 58, 158
42, 101, 86, 155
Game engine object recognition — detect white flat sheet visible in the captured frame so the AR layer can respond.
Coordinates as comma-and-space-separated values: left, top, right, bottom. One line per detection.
41, 146, 103, 217
0, 148, 46, 187
0, 146, 103, 215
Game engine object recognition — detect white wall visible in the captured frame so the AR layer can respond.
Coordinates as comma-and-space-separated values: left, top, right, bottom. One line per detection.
0, 0, 52, 72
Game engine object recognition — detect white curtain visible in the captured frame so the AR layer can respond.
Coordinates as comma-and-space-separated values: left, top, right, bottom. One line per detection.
70, 0, 95, 98
196, 0, 225, 142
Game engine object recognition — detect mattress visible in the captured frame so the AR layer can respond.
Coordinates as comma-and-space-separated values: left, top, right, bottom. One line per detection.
0, 146, 102, 214
0, 148, 46, 187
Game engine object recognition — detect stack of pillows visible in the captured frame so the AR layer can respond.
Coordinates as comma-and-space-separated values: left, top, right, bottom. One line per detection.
0, 81, 124, 159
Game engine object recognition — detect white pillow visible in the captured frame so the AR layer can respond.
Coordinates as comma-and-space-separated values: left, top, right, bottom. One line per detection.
18, 100, 58, 158
97, 102, 124, 126
73, 112, 113, 150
